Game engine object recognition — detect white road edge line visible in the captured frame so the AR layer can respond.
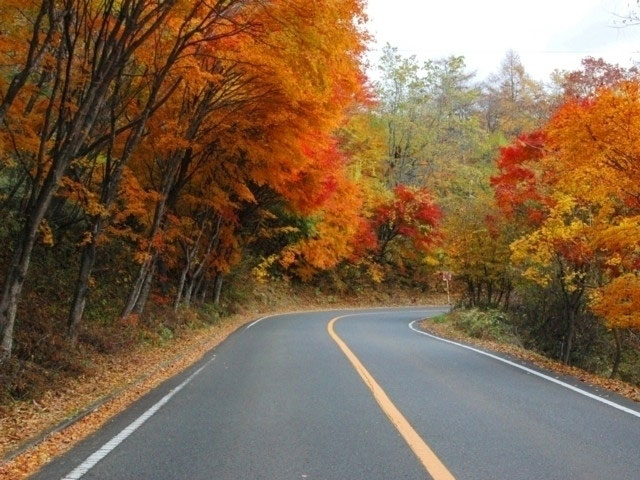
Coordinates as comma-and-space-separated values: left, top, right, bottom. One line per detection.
61, 355, 217, 480
245, 314, 275, 329
408, 320, 640, 419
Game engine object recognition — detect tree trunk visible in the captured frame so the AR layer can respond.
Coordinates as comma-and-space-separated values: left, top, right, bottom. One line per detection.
195, 276, 209, 304
134, 259, 155, 316
66, 233, 98, 344
213, 274, 224, 305
183, 267, 205, 309
0, 169, 62, 361
562, 309, 576, 365
466, 279, 475, 307
610, 328, 622, 379
121, 256, 153, 319
495, 288, 504, 308
475, 282, 482, 307
174, 264, 190, 312
183, 279, 195, 309
121, 194, 167, 319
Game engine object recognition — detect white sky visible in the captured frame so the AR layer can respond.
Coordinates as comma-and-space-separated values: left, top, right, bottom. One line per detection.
366, 0, 640, 82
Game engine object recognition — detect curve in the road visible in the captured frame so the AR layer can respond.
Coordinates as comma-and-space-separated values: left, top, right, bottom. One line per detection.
329, 312, 455, 480
29, 306, 640, 480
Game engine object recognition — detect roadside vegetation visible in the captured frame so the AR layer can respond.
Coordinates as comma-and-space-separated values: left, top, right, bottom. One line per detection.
371, 45, 640, 387
444, 58, 640, 385
420, 310, 640, 403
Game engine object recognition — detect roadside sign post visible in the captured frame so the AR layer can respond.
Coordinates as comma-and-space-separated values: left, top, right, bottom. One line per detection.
442, 271, 452, 305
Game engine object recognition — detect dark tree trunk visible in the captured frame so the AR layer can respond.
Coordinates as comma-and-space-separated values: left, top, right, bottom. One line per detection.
495, 288, 504, 308
0, 168, 64, 361
562, 308, 576, 365
195, 276, 209, 304
466, 279, 475, 307
122, 257, 153, 319
504, 285, 512, 310
66, 231, 98, 344
486, 281, 493, 307
610, 328, 622, 379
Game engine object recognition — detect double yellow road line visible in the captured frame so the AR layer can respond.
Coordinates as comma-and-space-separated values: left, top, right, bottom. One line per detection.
327, 315, 455, 480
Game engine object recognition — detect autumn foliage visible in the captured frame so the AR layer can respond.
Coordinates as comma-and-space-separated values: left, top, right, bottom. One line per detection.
0, 0, 376, 359
0, 0, 446, 385
480, 71, 640, 371
491, 131, 548, 224
1, 0, 638, 406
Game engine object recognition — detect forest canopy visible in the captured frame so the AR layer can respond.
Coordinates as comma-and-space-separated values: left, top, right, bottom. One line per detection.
0, 0, 639, 393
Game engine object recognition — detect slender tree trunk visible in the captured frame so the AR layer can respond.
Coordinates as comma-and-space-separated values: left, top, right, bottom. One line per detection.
66, 231, 98, 344
184, 266, 207, 309
121, 195, 168, 319
0, 168, 63, 361
504, 285, 512, 310
213, 274, 223, 305
562, 308, 576, 365
174, 264, 190, 312
466, 279, 475, 308
195, 275, 209, 304
134, 259, 155, 316
496, 289, 504, 308
610, 328, 622, 379
122, 256, 153, 319
183, 277, 195, 309
181, 264, 201, 309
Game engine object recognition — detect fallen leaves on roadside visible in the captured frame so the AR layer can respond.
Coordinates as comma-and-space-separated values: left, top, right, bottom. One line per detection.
419, 319, 640, 404
0, 316, 248, 480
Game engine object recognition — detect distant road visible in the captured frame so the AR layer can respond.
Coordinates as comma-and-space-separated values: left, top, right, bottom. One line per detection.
33, 308, 640, 479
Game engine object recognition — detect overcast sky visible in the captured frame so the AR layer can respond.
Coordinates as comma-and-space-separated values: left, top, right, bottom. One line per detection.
366, 0, 640, 82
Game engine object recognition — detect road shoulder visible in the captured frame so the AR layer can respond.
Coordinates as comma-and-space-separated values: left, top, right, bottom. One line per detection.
416, 316, 640, 408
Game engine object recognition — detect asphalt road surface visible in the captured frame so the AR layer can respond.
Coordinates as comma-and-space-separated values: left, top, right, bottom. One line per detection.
32, 307, 640, 479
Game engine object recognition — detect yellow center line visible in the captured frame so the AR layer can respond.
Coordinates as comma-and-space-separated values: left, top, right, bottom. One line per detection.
327, 315, 456, 480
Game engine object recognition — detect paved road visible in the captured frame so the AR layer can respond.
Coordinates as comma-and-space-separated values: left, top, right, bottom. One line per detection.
33, 307, 640, 479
